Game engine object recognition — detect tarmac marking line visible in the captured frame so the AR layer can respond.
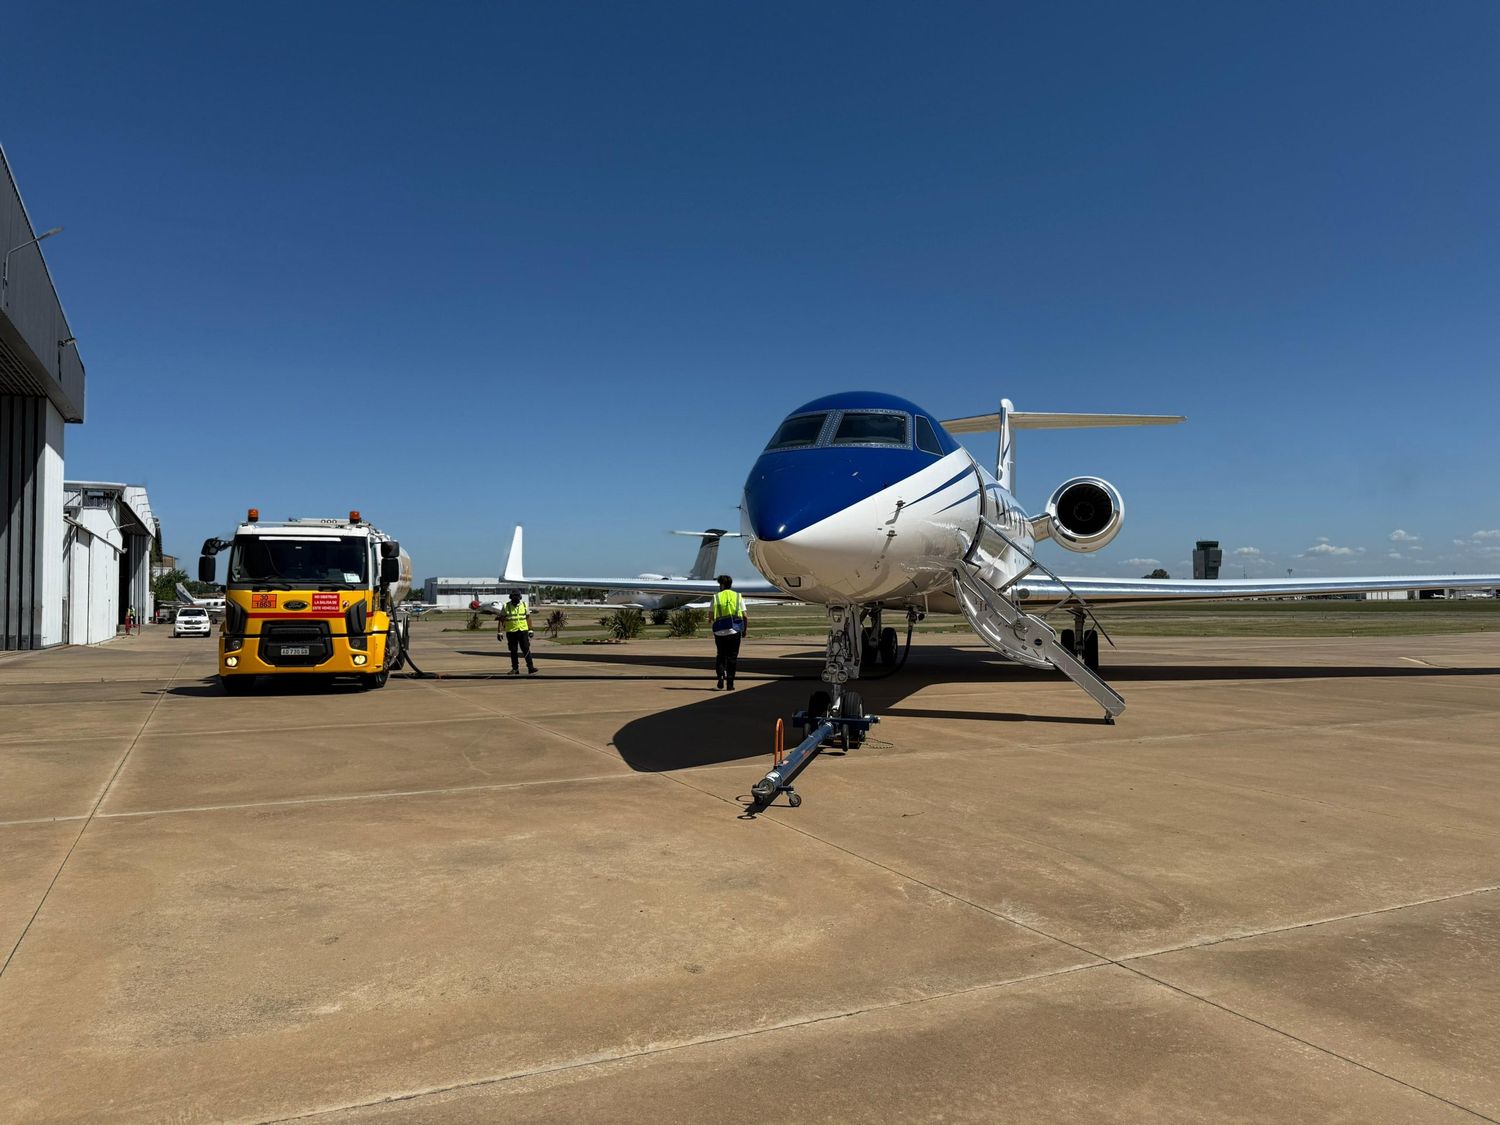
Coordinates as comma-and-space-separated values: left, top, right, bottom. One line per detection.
758, 801, 1500, 1122
416, 679, 636, 767
115, 712, 505, 742
668, 765, 1500, 1122
249, 959, 1110, 1124
0, 814, 89, 828
92, 771, 650, 820
1002, 740, 1500, 841
1119, 883, 1500, 961
0, 652, 190, 980
1118, 961, 1499, 1122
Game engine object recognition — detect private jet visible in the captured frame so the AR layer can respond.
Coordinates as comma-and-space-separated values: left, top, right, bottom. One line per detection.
502, 391, 1500, 723
602, 529, 742, 611
174, 582, 226, 619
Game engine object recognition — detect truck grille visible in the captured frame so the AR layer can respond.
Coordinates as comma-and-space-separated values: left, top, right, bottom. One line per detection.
256, 621, 333, 667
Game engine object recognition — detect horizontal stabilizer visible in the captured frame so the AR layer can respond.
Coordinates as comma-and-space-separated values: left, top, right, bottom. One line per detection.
943, 411, 1185, 434
669, 529, 743, 538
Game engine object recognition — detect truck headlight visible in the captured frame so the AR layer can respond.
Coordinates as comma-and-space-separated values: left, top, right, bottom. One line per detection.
225, 656, 239, 668
352, 654, 367, 666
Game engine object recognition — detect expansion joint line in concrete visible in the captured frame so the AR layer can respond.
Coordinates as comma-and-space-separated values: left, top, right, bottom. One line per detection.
387, 666, 1500, 1121
670, 777, 1500, 1122
251, 959, 1107, 1125
1117, 962, 1499, 1123
0, 656, 189, 980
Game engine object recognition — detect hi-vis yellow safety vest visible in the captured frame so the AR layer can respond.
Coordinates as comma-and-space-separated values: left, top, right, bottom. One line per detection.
501, 601, 530, 632
711, 590, 745, 635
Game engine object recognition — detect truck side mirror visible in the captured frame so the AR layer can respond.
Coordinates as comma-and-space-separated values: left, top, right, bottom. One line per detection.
198, 556, 216, 584
380, 557, 400, 583
380, 540, 400, 560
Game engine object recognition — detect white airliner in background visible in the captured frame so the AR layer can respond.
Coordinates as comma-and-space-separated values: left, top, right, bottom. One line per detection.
502, 391, 1499, 721
471, 530, 740, 618
602, 529, 742, 611
174, 582, 226, 618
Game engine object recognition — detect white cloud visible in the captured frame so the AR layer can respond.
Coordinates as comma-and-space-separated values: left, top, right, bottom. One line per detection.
1300, 541, 1366, 558
1232, 546, 1261, 557
1473, 529, 1500, 541
1388, 529, 1420, 542
1122, 558, 1160, 567
1387, 551, 1402, 560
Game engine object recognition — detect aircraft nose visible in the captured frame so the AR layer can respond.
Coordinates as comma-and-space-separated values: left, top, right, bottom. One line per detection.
742, 457, 846, 542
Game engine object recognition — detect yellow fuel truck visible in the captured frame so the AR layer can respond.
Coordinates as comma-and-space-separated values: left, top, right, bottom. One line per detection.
198, 509, 413, 694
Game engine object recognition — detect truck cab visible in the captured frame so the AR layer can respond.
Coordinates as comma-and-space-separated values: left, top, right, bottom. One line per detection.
200, 510, 411, 693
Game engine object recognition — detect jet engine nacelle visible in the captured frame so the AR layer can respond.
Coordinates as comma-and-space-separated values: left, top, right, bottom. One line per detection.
1039, 476, 1123, 553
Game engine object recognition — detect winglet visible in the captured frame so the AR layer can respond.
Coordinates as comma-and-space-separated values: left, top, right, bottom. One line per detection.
502, 525, 525, 583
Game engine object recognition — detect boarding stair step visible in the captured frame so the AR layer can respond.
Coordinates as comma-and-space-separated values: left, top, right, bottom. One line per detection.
953, 562, 1126, 718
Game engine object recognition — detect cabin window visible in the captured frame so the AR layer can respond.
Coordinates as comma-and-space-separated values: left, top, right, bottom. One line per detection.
831, 411, 908, 446
914, 415, 943, 455
765, 413, 827, 451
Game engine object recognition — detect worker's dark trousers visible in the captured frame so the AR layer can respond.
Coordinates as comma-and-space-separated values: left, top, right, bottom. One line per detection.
714, 633, 741, 685
505, 631, 535, 672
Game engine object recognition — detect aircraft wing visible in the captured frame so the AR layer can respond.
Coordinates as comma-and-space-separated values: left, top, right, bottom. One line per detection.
501, 526, 794, 601
1014, 573, 1500, 608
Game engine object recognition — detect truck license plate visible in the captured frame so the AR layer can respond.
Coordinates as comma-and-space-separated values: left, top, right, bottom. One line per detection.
282, 645, 310, 656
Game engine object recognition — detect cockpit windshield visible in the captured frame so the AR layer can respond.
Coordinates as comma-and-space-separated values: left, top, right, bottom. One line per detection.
228, 535, 369, 588
830, 411, 907, 446
764, 412, 827, 451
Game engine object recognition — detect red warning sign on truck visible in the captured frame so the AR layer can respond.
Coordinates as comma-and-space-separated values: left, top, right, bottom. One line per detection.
311, 592, 342, 614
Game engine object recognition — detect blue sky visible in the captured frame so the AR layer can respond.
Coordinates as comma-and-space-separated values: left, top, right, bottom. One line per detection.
6, 1, 1498, 581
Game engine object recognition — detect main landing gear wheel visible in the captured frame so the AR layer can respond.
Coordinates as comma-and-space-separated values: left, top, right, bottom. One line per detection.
878, 627, 898, 666
1083, 629, 1100, 672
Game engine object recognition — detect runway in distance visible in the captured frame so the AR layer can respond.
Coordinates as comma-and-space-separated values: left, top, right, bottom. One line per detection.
503, 391, 1500, 720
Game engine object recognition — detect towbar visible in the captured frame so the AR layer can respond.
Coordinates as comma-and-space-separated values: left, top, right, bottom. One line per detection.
748, 709, 879, 810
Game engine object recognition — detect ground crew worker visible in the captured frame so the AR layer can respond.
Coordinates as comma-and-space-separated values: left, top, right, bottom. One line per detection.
499, 589, 537, 675
710, 574, 747, 690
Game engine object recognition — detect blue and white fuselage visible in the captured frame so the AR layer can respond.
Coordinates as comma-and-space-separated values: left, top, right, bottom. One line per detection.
502, 390, 1500, 700
742, 392, 1024, 616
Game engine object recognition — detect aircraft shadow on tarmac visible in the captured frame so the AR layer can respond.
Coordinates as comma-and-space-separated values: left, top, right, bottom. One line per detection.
505, 645, 1500, 774
159, 646, 1497, 775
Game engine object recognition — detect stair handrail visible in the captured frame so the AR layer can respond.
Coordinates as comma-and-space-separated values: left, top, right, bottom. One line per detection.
970, 517, 1117, 651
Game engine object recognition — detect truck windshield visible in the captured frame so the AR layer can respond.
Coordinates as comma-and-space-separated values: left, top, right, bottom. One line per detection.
228, 536, 368, 587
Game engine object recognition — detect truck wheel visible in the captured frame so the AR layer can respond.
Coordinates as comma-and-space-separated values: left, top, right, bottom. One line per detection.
360, 669, 390, 690
221, 676, 254, 695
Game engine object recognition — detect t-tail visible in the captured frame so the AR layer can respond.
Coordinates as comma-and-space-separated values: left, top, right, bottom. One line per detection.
941, 401, 1186, 493
671, 528, 743, 580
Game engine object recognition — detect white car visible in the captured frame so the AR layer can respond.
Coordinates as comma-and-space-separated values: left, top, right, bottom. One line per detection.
173, 606, 213, 638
